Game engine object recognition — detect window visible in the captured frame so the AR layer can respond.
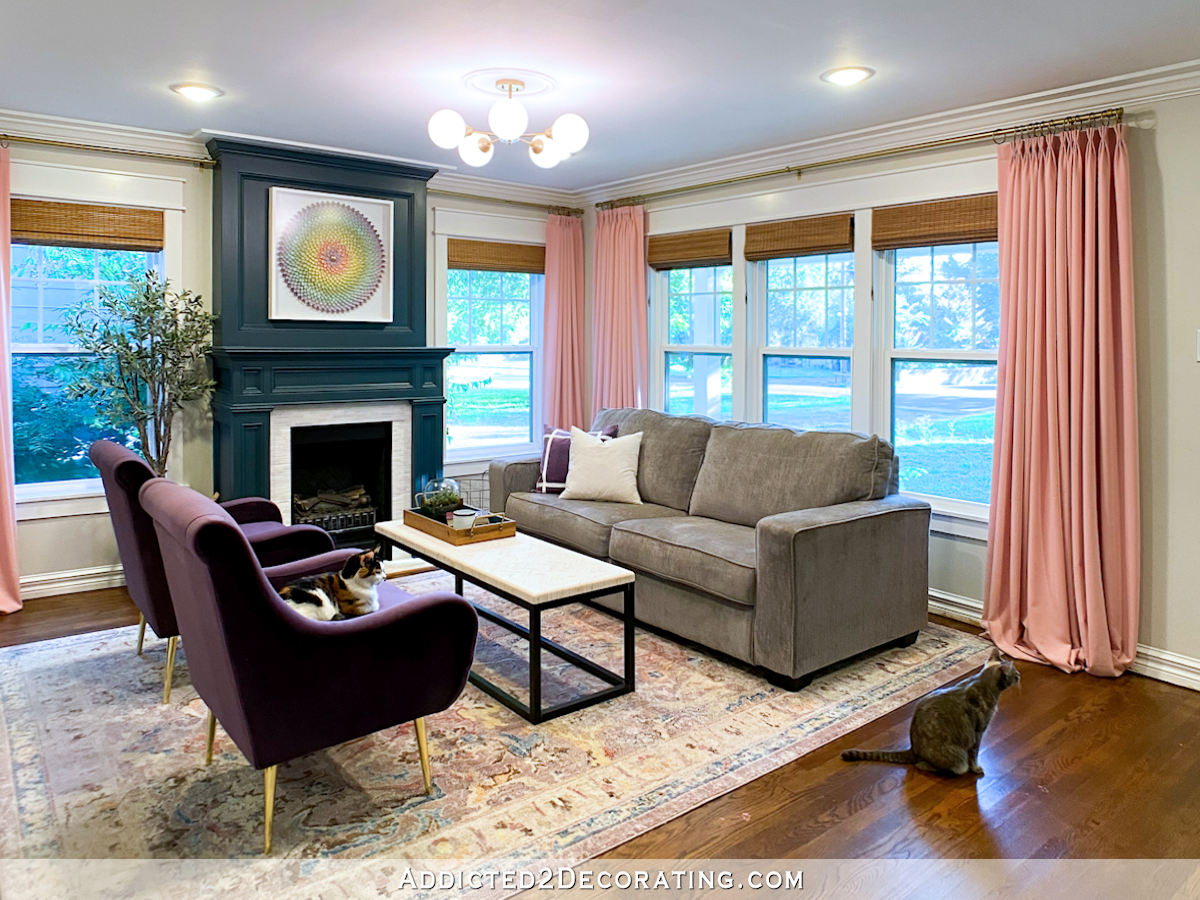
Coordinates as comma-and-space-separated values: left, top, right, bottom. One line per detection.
759, 251, 855, 431
660, 265, 733, 417
445, 268, 543, 457
11, 244, 160, 485
883, 241, 1000, 505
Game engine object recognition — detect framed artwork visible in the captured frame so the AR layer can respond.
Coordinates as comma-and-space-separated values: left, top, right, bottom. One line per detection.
268, 187, 394, 322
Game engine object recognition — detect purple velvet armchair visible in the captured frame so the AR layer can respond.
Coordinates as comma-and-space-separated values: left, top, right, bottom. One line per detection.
139, 477, 478, 855
90, 440, 357, 702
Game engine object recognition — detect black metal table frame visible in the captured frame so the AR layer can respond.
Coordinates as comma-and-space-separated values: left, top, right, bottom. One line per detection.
380, 536, 635, 724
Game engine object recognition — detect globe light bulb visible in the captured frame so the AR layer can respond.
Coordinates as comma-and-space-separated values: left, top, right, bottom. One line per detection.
457, 131, 494, 167
428, 109, 467, 149
550, 113, 589, 154
488, 96, 529, 143
528, 134, 562, 169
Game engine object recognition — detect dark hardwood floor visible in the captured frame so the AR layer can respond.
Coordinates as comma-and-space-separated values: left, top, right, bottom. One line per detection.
3, 590, 1198, 858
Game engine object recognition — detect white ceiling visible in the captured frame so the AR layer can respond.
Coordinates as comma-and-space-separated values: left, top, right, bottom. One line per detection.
2, 0, 1198, 190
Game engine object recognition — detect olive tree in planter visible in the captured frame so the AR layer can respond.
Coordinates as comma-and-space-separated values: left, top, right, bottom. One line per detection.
64, 271, 216, 477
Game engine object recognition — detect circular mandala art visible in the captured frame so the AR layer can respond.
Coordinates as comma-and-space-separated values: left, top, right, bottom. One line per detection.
276, 201, 386, 313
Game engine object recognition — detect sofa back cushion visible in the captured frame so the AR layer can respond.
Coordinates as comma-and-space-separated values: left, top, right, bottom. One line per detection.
688, 424, 895, 526
591, 408, 713, 511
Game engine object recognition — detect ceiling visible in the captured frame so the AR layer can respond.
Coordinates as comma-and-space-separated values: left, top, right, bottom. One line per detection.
2, 0, 1198, 190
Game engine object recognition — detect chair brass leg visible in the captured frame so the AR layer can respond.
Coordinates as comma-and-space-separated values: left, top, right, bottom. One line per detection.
205, 710, 216, 766
136, 614, 146, 656
162, 636, 178, 704
263, 765, 277, 855
415, 717, 433, 795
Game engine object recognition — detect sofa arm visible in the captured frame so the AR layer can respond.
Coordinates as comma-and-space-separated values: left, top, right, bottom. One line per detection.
220, 497, 284, 525
754, 494, 931, 683
488, 455, 542, 514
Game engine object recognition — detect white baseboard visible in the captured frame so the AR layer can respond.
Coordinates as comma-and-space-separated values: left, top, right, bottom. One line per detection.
19, 564, 125, 601
926, 590, 1200, 692
1128, 645, 1200, 692
928, 589, 984, 626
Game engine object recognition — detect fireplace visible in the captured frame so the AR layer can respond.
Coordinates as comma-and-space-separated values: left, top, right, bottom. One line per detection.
291, 422, 390, 548
207, 138, 451, 508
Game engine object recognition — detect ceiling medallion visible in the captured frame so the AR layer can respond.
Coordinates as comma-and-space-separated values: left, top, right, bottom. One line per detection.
427, 74, 588, 169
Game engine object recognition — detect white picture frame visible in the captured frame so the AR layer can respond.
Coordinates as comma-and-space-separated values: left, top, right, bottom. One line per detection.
268, 186, 394, 323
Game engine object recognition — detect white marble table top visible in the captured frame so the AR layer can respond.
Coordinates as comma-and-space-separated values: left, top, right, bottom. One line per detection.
375, 521, 634, 606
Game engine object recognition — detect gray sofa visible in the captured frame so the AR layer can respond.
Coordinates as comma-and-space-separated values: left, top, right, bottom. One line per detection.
489, 408, 931, 689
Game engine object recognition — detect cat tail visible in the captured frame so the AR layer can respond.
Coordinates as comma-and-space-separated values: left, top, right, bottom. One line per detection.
841, 748, 918, 764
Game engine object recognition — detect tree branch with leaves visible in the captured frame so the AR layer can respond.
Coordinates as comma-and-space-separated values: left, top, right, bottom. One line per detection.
64, 271, 216, 477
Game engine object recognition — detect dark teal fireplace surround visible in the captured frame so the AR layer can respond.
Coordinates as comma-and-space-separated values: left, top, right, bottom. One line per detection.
208, 138, 451, 503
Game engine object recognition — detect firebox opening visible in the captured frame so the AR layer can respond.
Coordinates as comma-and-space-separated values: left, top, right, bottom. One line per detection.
291, 421, 391, 551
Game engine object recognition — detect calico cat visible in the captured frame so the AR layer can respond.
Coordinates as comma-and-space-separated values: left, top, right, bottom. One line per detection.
279, 547, 385, 621
841, 649, 1020, 775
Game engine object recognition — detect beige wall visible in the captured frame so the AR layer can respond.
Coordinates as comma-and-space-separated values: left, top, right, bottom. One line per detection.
1127, 92, 1200, 656
12, 144, 211, 580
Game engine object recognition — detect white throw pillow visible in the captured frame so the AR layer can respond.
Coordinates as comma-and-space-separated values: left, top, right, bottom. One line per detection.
559, 427, 643, 504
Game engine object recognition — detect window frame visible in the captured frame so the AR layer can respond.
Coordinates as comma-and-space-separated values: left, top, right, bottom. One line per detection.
650, 263, 740, 420
748, 250, 858, 432
874, 245, 999, 520
443, 267, 545, 465
7, 160, 185, 508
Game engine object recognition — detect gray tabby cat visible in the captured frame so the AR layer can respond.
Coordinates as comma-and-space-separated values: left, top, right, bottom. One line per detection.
842, 649, 1019, 775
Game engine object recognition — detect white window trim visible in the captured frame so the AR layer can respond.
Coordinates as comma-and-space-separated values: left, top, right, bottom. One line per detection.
10, 162, 185, 507
874, 247, 997, 522
444, 273, 545, 464
650, 263, 744, 419
748, 249, 859, 429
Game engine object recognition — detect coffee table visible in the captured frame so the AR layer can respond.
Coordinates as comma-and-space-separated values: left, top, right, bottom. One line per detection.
375, 521, 635, 724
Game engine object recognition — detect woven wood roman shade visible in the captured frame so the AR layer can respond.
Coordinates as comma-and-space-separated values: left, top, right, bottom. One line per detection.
11, 199, 164, 252
447, 238, 545, 273
744, 212, 854, 261
647, 227, 732, 270
872, 193, 998, 250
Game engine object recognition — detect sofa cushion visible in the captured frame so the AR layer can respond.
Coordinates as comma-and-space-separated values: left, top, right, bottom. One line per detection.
505, 492, 685, 558
689, 424, 895, 527
609, 516, 757, 607
591, 408, 713, 511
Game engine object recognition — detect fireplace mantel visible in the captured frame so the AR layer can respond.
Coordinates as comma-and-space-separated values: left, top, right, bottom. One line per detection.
211, 346, 452, 503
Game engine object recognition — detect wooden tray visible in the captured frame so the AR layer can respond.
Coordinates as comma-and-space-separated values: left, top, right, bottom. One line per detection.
402, 507, 517, 546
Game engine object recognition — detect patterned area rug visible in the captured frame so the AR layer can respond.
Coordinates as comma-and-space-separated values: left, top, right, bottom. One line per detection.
0, 572, 990, 867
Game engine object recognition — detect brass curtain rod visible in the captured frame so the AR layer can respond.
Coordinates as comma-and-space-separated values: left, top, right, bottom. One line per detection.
427, 188, 584, 217
595, 106, 1124, 210
0, 132, 215, 167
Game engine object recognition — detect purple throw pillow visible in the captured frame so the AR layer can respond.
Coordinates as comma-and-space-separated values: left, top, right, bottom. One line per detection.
535, 425, 619, 493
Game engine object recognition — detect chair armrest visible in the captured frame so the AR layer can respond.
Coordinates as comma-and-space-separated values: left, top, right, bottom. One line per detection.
220, 497, 284, 525
249, 524, 336, 567
754, 495, 931, 681
263, 549, 360, 590
488, 455, 543, 514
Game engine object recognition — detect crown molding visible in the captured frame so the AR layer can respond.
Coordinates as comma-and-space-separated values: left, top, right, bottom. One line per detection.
197, 129, 447, 170
578, 58, 1200, 204
428, 170, 584, 209
0, 106, 207, 160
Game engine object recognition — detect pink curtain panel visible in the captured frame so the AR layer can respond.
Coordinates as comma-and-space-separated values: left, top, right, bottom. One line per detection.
0, 148, 22, 613
984, 127, 1139, 676
542, 213, 587, 430
590, 205, 647, 416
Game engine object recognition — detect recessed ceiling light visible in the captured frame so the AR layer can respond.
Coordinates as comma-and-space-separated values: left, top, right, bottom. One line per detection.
820, 66, 875, 87
170, 83, 224, 102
